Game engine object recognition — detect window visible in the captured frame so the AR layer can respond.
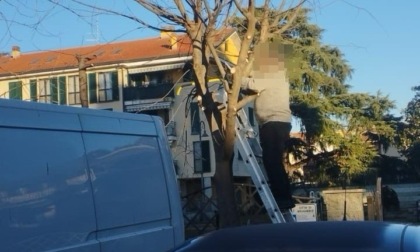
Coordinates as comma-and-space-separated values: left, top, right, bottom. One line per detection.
30, 79, 37, 101
8, 81, 22, 100
68, 75, 80, 105
83, 134, 171, 228
190, 102, 200, 135
59, 76, 66, 105
88, 71, 119, 103
38, 77, 66, 104
98, 71, 119, 102
129, 71, 169, 87
88, 73, 97, 103
39, 78, 52, 103
193, 140, 211, 173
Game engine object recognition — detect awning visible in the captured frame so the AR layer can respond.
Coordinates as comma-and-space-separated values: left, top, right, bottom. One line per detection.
128, 63, 185, 74
124, 101, 172, 112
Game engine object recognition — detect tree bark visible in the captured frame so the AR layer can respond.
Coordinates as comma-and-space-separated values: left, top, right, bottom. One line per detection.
77, 55, 89, 108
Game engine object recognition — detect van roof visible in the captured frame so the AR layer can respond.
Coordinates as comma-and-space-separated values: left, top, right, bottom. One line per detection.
0, 99, 159, 136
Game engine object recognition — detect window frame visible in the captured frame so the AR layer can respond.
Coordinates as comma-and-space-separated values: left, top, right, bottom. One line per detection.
193, 140, 211, 173
8, 81, 22, 100
68, 75, 81, 105
97, 71, 119, 103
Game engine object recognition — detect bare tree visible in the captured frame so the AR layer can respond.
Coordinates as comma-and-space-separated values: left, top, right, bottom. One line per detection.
45, 0, 306, 227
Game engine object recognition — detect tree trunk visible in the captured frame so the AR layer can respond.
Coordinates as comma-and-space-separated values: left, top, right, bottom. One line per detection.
77, 55, 89, 108
207, 100, 239, 227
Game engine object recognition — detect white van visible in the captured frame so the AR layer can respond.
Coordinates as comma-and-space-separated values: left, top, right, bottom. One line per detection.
0, 99, 184, 252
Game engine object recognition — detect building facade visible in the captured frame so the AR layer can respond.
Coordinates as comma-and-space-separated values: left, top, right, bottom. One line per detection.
0, 30, 254, 197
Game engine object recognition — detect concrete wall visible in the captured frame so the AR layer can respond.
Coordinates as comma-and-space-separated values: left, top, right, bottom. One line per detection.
322, 189, 366, 221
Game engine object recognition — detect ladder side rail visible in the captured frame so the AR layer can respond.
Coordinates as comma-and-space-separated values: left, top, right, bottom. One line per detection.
236, 108, 296, 223
235, 118, 286, 223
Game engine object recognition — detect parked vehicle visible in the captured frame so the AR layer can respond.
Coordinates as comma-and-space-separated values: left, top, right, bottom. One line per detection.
0, 99, 184, 252
171, 221, 420, 252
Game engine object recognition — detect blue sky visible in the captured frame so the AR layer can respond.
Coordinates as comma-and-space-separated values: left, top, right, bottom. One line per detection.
310, 0, 420, 116
1, 0, 418, 117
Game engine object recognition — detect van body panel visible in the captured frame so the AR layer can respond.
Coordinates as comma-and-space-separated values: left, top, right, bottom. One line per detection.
83, 133, 171, 230
79, 115, 156, 136
98, 225, 175, 252
153, 117, 185, 244
0, 106, 82, 131
0, 128, 98, 252
0, 99, 184, 252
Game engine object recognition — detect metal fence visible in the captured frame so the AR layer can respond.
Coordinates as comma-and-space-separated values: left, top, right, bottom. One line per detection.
181, 183, 272, 238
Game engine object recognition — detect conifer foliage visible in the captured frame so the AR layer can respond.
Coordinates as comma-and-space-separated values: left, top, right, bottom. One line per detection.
232, 8, 397, 186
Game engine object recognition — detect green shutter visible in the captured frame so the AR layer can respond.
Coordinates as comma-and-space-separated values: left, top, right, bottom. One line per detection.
30, 79, 37, 101
50, 77, 58, 104
8, 81, 22, 100
59, 76, 66, 105
111, 71, 119, 101
88, 73, 97, 103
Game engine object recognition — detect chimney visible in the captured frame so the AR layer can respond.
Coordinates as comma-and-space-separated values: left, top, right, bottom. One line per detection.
169, 35, 178, 50
160, 26, 177, 50
11, 46, 20, 59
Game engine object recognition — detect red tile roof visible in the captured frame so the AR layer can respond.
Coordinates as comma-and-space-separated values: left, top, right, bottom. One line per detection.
0, 34, 193, 78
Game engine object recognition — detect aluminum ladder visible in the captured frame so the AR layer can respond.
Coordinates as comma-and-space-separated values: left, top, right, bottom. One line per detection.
235, 108, 295, 223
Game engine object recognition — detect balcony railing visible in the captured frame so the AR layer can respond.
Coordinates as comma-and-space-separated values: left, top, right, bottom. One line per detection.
123, 82, 175, 101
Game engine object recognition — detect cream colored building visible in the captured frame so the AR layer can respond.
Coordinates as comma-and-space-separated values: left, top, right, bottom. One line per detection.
0, 30, 252, 197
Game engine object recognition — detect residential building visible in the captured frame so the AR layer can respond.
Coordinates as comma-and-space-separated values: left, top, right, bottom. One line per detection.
0, 30, 254, 197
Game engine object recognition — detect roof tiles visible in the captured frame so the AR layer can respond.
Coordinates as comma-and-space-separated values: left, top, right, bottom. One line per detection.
0, 34, 193, 78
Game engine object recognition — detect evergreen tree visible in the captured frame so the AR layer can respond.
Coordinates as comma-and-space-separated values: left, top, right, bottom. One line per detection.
232, 8, 397, 186
398, 86, 420, 177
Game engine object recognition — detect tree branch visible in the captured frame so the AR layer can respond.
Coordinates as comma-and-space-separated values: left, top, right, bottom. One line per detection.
236, 94, 258, 111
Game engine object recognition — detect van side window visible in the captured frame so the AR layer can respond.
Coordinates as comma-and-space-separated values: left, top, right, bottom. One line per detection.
83, 134, 170, 230
0, 128, 96, 251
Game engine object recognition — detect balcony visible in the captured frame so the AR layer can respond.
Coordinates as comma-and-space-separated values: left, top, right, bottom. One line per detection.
123, 82, 175, 101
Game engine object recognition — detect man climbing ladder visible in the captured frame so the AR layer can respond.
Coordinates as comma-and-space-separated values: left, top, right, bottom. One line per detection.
235, 108, 295, 223
240, 40, 295, 221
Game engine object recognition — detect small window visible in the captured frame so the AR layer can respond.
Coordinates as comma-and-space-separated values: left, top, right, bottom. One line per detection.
39, 78, 53, 103
36, 76, 67, 105
68, 75, 80, 105
8, 81, 22, 100
193, 140, 211, 173
97, 71, 119, 102
38, 77, 66, 104
30, 79, 37, 101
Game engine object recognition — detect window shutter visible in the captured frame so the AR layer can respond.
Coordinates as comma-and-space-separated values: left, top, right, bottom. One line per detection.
8, 81, 22, 100
30, 79, 37, 101
59, 76, 67, 105
50, 77, 58, 104
201, 141, 211, 172
88, 73, 97, 103
111, 71, 119, 101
